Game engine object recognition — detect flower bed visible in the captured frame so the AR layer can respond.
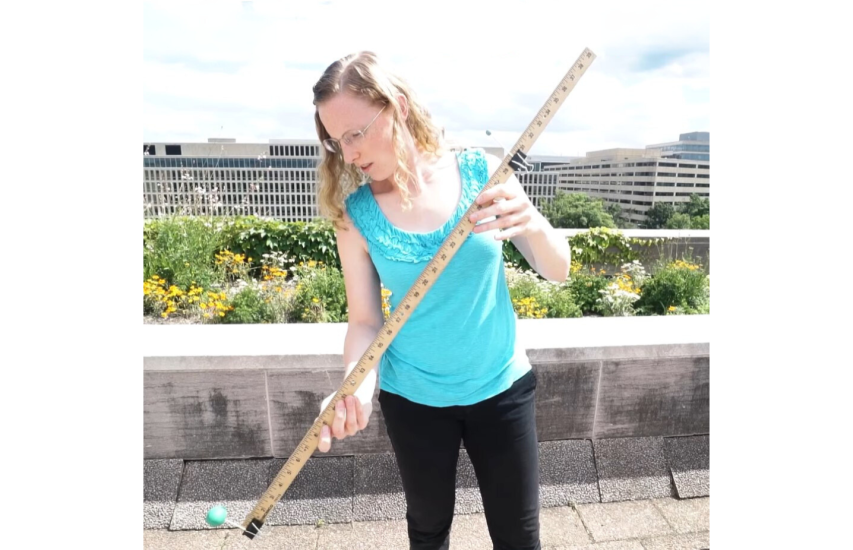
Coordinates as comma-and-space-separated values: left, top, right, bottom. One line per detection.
143, 216, 709, 324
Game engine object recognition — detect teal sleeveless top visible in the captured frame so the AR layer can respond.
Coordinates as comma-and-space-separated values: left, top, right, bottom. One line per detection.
344, 148, 532, 407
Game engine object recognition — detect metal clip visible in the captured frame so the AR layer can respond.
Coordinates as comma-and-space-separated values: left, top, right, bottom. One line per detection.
508, 149, 533, 173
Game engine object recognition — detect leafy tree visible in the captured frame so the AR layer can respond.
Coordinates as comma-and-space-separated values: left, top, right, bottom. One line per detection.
643, 202, 675, 229
540, 191, 616, 229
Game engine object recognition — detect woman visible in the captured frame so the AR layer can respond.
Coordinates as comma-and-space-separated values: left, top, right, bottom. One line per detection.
311, 51, 570, 550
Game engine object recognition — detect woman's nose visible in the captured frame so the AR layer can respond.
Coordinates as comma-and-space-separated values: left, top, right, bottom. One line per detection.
342, 143, 359, 165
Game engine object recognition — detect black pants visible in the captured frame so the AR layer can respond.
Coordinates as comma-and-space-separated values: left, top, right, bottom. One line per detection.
378, 369, 541, 550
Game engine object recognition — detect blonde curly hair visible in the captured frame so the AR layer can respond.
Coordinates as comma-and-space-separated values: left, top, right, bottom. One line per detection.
312, 51, 446, 229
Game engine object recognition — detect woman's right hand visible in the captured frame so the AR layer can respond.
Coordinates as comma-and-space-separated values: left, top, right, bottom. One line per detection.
317, 367, 376, 453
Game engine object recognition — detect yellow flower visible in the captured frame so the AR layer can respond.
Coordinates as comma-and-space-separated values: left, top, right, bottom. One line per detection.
668, 306, 676, 312
219, 312, 225, 317
312, 297, 319, 303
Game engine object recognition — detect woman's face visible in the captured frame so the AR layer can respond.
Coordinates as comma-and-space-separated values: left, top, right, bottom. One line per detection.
317, 92, 399, 182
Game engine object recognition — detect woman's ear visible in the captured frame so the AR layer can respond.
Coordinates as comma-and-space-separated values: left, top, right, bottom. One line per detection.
397, 93, 409, 121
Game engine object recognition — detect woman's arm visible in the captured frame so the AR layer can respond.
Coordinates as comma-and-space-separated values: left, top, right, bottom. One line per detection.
317, 212, 385, 452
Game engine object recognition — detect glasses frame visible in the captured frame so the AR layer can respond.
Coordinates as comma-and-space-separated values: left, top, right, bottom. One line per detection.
323, 104, 387, 154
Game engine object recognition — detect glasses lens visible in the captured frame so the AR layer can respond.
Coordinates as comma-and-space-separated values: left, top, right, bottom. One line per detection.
342, 131, 365, 147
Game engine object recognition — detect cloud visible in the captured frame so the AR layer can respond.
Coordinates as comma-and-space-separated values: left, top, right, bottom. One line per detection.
143, 0, 709, 154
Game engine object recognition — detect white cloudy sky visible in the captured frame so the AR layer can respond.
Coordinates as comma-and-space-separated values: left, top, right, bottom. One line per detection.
143, 0, 709, 157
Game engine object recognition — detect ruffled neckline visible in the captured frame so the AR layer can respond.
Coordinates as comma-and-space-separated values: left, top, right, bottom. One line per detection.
346, 148, 488, 263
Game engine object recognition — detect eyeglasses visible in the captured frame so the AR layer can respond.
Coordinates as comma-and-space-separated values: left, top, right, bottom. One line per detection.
323, 104, 386, 154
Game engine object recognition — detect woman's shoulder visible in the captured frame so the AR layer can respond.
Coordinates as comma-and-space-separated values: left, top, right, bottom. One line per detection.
454, 147, 493, 192
342, 184, 377, 238
344, 182, 372, 213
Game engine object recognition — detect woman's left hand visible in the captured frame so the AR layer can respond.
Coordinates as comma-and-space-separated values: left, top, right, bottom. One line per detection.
468, 178, 543, 240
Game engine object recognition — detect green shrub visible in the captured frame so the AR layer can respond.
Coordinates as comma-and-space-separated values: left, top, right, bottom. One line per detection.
222, 216, 340, 272
220, 285, 278, 324
143, 216, 229, 289
542, 288, 582, 318
503, 227, 664, 274
665, 265, 710, 315
290, 262, 348, 323
570, 227, 636, 267
505, 265, 582, 319
635, 259, 709, 315
568, 267, 609, 315
144, 215, 340, 280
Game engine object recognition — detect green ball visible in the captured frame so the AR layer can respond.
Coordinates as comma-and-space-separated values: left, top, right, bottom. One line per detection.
206, 505, 228, 527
